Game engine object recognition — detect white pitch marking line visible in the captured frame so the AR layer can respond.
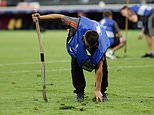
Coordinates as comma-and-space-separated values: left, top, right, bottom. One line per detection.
0, 64, 154, 74
0, 57, 152, 67
0, 60, 70, 67
0, 68, 71, 74
110, 65, 154, 69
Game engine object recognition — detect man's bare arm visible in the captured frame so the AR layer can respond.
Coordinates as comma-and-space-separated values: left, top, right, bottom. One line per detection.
39, 14, 64, 21
32, 13, 64, 22
95, 60, 103, 102
117, 31, 123, 38
128, 15, 138, 22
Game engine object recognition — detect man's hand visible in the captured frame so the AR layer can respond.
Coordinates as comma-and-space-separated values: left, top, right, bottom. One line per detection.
138, 32, 144, 40
95, 91, 103, 102
32, 13, 40, 22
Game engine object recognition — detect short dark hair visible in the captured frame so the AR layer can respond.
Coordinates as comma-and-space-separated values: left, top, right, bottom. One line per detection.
103, 10, 112, 18
85, 30, 99, 47
120, 5, 128, 11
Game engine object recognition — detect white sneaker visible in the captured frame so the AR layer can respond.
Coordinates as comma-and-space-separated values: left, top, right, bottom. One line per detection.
106, 50, 116, 60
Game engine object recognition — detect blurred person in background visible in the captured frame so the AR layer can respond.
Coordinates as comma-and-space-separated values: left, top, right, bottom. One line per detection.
137, 0, 147, 40
100, 11, 126, 59
32, 13, 110, 102
121, 4, 154, 58
0, 0, 7, 7
140, 0, 147, 5
78, 12, 87, 17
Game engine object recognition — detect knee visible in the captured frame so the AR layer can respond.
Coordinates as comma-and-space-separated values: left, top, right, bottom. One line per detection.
121, 39, 126, 45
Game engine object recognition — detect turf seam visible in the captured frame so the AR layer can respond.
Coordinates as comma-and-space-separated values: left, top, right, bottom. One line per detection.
0, 64, 154, 74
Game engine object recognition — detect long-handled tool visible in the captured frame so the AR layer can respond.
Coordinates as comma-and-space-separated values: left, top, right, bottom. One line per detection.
124, 0, 129, 56
33, 10, 48, 102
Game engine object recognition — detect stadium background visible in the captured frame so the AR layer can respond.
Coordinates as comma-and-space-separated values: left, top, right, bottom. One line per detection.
0, 0, 154, 31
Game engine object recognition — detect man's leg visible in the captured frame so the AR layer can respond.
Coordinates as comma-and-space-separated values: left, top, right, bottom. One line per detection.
112, 37, 126, 52
106, 37, 126, 59
101, 55, 108, 100
71, 58, 86, 102
146, 35, 153, 53
142, 35, 154, 58
142, 14, 154, 58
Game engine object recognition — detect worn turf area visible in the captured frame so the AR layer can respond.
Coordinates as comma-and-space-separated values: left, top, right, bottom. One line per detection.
0, 30, 154, 115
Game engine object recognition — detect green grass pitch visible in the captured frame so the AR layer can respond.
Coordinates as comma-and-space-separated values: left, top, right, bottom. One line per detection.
0, 30, 154, 115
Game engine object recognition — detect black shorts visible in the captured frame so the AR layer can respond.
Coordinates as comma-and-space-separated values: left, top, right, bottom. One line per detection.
144, 11, 154, 36
144, 23, 149, 35
109, 37, 120, 48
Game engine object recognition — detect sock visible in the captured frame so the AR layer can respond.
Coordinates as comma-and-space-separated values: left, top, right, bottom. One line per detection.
147, 52, 152, 55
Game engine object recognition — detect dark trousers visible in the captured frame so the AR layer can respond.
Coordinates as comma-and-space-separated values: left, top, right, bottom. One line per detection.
71, 56, 108, 94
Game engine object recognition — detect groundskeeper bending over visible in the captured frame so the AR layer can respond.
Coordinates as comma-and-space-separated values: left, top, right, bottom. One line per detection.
32, 13, 110, 102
